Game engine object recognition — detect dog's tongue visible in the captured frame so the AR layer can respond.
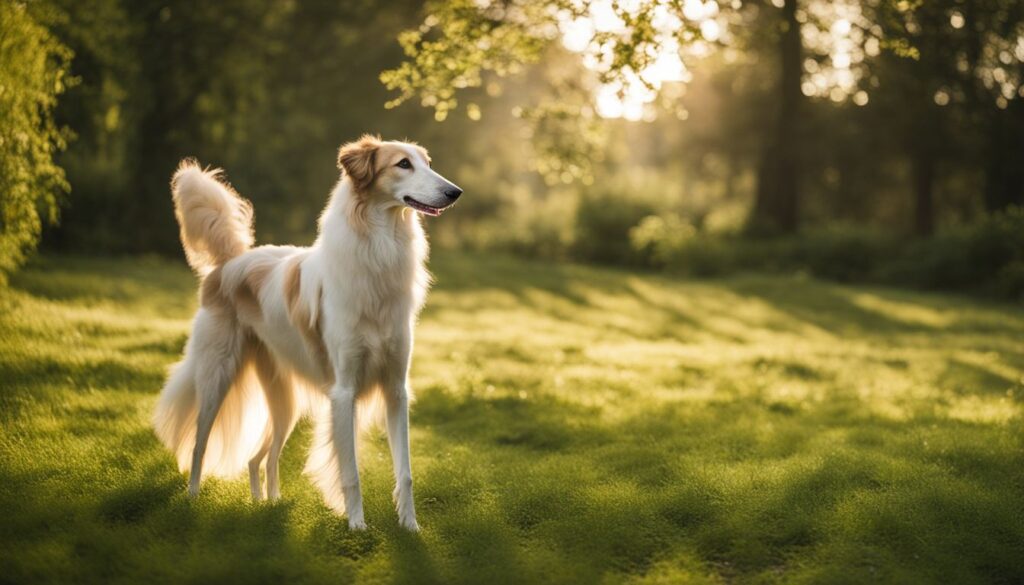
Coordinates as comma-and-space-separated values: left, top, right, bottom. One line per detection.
404, 196, 445, 216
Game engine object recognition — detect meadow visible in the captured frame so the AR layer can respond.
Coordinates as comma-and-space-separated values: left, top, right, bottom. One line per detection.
1, 253, 1022, 584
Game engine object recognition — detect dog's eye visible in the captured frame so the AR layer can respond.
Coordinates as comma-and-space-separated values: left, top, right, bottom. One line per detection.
396, 158, 412, 169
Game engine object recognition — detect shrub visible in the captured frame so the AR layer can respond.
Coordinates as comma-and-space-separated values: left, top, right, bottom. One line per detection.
674, 236, 742, 277
621, 210, 1024, 301
0, 2, 71, 280
572, 190, 657, 265
629, 213, 697, 267
995, 261, 1024, 302
885, 207, 1024, 298
790, 225, 898, 282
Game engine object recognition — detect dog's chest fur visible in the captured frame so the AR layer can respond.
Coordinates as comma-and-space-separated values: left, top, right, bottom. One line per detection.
320, 208, 430, 358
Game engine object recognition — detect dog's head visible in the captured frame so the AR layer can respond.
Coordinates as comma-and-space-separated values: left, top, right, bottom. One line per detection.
337, 135, 462, 217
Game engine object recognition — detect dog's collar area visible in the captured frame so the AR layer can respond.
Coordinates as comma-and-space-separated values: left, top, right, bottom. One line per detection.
403, 196, 446, 217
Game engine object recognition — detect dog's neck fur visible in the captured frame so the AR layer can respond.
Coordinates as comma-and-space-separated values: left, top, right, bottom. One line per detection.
313, 177, 431, 309
318, 177, 417, 242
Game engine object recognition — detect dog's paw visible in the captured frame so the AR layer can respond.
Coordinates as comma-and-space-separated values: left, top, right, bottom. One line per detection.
187, 484, 200, 499
348, 517, 368, 531
398, 515, 420, 532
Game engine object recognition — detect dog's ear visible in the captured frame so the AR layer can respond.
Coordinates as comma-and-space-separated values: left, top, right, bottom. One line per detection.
338, 134, 382, 192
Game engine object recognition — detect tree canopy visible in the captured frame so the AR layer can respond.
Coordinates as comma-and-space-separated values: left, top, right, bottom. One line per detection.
383, 0, 1024, 233
0, 0, 1020, 269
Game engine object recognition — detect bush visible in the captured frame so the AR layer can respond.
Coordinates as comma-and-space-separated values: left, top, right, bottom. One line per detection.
885, 207, 1024, 299
790, 225, 898, 282
629, 213, 697, 267
674, 236, 743, 277
572, 190, 657, 265
620, 209, 1024, 301
0, 2, 71, 280
996, 261, 1024, 301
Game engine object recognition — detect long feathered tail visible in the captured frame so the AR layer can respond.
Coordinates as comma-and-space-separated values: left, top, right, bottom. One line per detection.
171, 159, 254, 276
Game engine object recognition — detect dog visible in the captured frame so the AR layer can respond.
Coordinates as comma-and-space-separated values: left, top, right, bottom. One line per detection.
153, 135, 461, 530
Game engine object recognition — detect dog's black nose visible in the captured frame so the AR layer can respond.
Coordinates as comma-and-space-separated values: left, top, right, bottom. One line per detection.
444, 187, 463, 201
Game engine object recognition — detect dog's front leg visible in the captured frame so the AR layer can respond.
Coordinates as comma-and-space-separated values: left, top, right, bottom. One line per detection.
330, 383, 365, 530
385, 387, 418, 531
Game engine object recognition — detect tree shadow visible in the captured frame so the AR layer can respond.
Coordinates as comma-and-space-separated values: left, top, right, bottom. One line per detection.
722, 276, 1024, 338
939, 357, 1021, 400
429, 252, 759, 344
414, 385, 608, 451
0, 354, 164, 395
10, 256, 195, 313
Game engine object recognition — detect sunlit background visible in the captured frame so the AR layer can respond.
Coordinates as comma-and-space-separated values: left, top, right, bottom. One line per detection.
3, 1, 1024, 582
2, 0, 1019, 298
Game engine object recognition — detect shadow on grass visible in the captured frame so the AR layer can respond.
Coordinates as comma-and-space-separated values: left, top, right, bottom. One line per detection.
2, 253, 1023, 583
404, 368, 1024, 580
940, 357, 1021, 400
432, 252, 1024, 342
10, 256, 195, 309
0, 354, 164, 394
724, 275, 1024, 337
415, 386, 607, 451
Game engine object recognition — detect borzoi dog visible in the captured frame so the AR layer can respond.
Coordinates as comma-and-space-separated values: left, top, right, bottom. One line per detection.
153, 135, 461, 530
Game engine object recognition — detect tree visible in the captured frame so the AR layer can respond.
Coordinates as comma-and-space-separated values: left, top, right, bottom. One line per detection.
862, 0, 1024, 233
748, 0, 803, 234
0, 1, 71, 278
47, 0, 430, 252
963, 0, 1024, 213
381, 0, 924, 235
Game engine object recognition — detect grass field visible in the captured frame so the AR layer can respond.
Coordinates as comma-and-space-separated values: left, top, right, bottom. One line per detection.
1, 253, 1023, 584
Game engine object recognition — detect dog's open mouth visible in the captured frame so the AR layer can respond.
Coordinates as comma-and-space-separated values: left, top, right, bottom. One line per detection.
403, 196, 447, 217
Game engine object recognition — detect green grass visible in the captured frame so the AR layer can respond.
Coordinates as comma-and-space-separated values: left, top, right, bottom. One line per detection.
2, 253, 1023, 584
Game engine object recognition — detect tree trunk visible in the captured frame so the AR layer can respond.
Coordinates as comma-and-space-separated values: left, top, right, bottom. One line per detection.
912, 148, 935, 236
963, 0, 1023, 213
984, 102, 1024, 212
748, 0, 803, 234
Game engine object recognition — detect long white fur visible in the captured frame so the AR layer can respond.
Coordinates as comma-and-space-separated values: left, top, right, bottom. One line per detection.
153, 324, 269, 477
153, 139, 460, 531
155, 164, 268, 477
170, 159, 254, 276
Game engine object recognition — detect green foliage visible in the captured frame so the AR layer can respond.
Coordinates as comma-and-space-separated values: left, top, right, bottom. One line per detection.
381, 0, 1024, 237
885, 207, 1024, 299
380, 0, 552, 118
498, 191, 579, 261
44, 0, 436, 253
24, 0, 1022, 258
382, 0, 707, 118
786, 226, 899, 283
0, 1, 71, 278
572, 188, 657, 265
617, 209, 1024, 300
2, 254, 1024, 582
518, 96, 609, 185
629, 213, 697, 267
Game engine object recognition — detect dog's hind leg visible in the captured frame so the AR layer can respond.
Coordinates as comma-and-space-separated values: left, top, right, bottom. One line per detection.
248, 424, 272, 500
188, 379, 232, 497
187, 316, 246, 498
254, 349, 296, 501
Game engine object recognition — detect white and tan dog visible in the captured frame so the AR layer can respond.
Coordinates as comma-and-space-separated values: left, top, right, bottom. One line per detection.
153, 135, 461, 530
